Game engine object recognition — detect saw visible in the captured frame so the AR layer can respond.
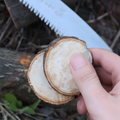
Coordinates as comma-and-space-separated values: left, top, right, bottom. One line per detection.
19, 0, 111, 50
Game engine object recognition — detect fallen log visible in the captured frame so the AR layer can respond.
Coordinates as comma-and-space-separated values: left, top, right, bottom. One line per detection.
0, 48, 36, 103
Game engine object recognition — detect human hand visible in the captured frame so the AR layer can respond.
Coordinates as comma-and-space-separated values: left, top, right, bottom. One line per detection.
70, 48, 120, 120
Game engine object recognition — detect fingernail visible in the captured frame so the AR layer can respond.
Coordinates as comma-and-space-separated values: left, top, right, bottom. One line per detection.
70, 55, 86, 70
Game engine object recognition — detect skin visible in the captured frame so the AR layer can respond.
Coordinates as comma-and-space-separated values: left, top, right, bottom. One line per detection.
70, 48, 120, 120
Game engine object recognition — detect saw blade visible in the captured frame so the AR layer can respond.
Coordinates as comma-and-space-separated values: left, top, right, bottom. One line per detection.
19, 0, 111, 50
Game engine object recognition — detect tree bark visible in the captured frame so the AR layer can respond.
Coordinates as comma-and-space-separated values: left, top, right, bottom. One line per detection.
0, 48, 37, 103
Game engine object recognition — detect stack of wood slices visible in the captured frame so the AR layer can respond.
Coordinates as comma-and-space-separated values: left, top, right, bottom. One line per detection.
27, 37, 92, 105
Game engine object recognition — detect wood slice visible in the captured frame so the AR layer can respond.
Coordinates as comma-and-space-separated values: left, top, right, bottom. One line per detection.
27, 50, 75, 105
44, 37, 92, 96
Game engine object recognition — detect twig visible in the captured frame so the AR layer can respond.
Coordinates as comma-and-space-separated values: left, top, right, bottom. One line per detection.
28, 42, 48, 49
31, 33, 38, 43
67, 112, 79, 119
96, 0, 119, 27
0, 105, 7, 120
23, 113, 39, 120
97, 12, 109, 21
110, 14, 119, 27
87, 12, 109, 23
110, 29, 120, 49
0, 17, 12, 41
44, 25, 51, 35
0, 104, 17, 120
0, 102, 21, 120
35, 112, 62, 120
35, 112, 49, 117
75, 1, 81, 13
81, 0, 86, 6
6, 32, 17, 48
1, 26, 15, 42
16, 36, 23, 51
16, 28, 26, 51
0, 13, 4, 25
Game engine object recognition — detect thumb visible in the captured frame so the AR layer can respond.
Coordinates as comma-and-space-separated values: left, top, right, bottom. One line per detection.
70, 55, 107, 107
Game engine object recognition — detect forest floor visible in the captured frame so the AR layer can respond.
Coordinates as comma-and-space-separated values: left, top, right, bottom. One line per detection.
0, 0, 120, 120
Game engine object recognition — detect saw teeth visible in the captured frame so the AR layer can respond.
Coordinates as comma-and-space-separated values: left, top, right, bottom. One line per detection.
33, 9, 36, 13
41, 16, 44, 21
51, 26, 55, 30
33, 9, 38, 14
19, 0, 29, 7
46, 21, 49, 25
19, 0, 61, 36
54, 28, 57, 32
28, 5, 32, 9
51, 26, 54, 30
55, 29, 58, 33
36, 12, 39, 16
30, 7, 34, 12
49, 24, 52, 28
39, 14, 43, 18
23, 0, 27, 4
24, 2, 28, 7
44, 19, 48, 23
50, 24, 54, 29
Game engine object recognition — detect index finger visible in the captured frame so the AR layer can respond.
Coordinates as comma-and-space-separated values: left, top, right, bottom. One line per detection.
89, 48, 120, 85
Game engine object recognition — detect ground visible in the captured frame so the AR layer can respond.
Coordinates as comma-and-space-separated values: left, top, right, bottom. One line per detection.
0, 0, 120, 120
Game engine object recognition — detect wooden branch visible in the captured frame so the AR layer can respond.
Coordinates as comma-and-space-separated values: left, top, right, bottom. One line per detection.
0, 17, 12, 42
110, 29, 120, 49
4, 0, 39, 28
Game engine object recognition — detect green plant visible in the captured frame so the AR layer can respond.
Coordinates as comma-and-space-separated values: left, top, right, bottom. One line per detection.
1, 93, 41, 115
